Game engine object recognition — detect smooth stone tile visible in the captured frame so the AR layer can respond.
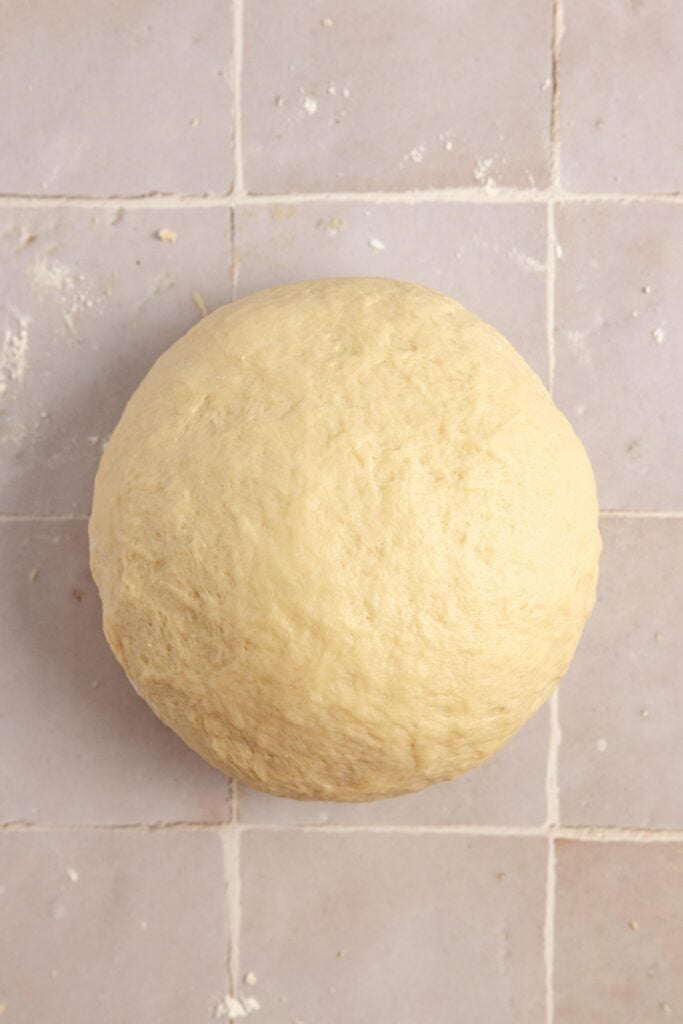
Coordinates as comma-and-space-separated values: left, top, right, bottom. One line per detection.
240, 830, 546, 1024
555, 840, 683, 1022
236, 201, 550, 379
0, 0, 234, 195
242, 0, 551, 193
559, 518, 683, 829
0, 521, 231, 825
554, 202, 683, 510
0, 207, 231, 516
0, 830, 227, 1023
560, 0, 683, 193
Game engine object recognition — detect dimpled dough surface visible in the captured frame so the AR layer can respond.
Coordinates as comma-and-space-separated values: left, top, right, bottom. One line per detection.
90, 278, 600, 802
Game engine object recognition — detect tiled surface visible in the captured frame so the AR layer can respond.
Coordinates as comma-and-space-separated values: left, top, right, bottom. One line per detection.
239, 831, 547, 1024
560, 0, 683, 193
242, 0, 552, 193
555, 841, 683, 1023
236, 201, 549, 377
559, 518, 683, 830
0, 1, 234, 196
1, 3, 682, 1023
0, 830, 226, 1024
0, 520, 231, 825
0, 207, 231, 515
554, 202, 683, 511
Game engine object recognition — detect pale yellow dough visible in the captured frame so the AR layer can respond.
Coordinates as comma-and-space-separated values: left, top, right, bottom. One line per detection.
90, 278, 600, 801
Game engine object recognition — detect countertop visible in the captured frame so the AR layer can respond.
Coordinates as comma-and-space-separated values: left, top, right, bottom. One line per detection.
0, 2, 681, 1022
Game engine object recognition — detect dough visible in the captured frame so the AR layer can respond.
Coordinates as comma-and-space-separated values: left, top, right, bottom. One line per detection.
90, 278, 600, 801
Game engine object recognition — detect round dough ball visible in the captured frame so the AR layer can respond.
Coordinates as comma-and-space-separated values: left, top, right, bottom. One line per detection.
90, 278, 600, 802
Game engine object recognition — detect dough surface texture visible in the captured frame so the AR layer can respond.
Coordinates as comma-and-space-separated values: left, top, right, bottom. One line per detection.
90, 278, 600, 801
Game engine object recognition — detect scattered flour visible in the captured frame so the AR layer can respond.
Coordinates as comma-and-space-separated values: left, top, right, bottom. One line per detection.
316, 217, 346, 234
214, 995, 261, 1019
244, 972, 257, 986
596, 738, 608, 753
409, 145, 425, 163
473, 157, 498, 192
32, 257, 97, 337
368, 238, 386, 251
651, 325, 665, 345
509, 247, 545, 274
566, 329, 592, 367
301, 94, 318, 116
320, 16, 333, 28
156, 228, 177, 242
192, 291, 209, 317
66, 867, 79, 883
0, 309, 30, 395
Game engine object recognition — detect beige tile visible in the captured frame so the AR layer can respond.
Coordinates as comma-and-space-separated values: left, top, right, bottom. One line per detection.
242, 0, 551, 193
0, 207, 231, 515
0, 521, 231, 825
560, 1, 683, 193
555, 840, 683, 1023
0, 830, 227, 1023
240, 705, 548, 826
240, 830, 546, 1024
236, 201, 550, 378
554, 202, 683, 510
559, 518, 683, 829
0, 0, 233, 195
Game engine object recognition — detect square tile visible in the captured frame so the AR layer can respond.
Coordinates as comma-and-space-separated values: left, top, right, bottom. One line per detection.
236, 201, 550, 378
0, 1, 234, 195
239, 705, 548, 826
0, 521, 231, 825
240, 831, 546, 1024
0, 206, 231, 516
555, 840, 683, 1023
560, 1, 683, 193
554, 202, 683, 510
0, 829, 227, 1023
558, 518, 683, 829
242, 0, 551, 192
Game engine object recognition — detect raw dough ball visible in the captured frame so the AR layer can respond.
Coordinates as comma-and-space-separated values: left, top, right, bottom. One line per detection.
90, 278, 600, 801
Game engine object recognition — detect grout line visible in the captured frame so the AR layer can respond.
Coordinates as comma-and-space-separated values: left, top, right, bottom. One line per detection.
546, 8, 563, 1006
0, 514, 90, 523
549, 0, 564, 191
544, 835, 556, 1024
546, 693, 561, 830
0, 189, 681, 210
232, 0, 245, 197
1, 511, 681, 526
230, 205, 240, 300
546, 201, 557, 394
599, 510, 683, 519
544, 692, 561, 1024
3, 820, 683, 840
222, 826, 241, 1004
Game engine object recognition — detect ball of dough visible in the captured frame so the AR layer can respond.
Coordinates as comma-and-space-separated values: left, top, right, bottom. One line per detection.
90, 278, 600, 801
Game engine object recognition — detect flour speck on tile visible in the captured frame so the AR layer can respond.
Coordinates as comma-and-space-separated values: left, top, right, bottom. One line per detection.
316, 217, 346, 235
509, 247, 545, 274
66, 866, 79, 883
368, 238, 386, 251
301, 94, 318, 117
651, 325, 665, 345
473, 157, 498, 192
32, 257, 98, 338
214, 994, 260, 1019
0, 309, 30, 395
